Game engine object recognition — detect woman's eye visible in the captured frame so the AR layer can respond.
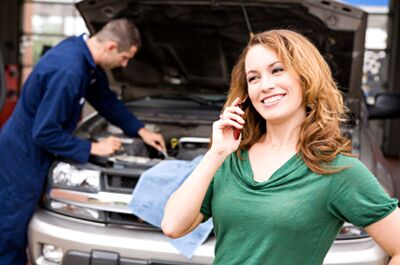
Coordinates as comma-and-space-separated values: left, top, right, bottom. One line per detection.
272, 67, 284, 74
247, 76, 258, 83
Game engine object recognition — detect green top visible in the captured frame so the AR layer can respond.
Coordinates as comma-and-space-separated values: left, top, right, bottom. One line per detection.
200, 150, 398, 265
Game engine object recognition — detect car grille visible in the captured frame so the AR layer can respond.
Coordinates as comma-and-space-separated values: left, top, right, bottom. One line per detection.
106, 212, 159, 230
105, 174, 138, 193
102, 167, 154, 227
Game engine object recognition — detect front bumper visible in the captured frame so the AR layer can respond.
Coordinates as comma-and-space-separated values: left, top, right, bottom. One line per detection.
28, 209, 388, 265
28, 210, 214, 265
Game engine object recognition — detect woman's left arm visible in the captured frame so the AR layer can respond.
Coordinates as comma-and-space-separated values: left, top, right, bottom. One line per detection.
365, 208, 400, 264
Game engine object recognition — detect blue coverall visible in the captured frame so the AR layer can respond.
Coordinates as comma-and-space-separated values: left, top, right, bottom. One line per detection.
0, 35, 144, 265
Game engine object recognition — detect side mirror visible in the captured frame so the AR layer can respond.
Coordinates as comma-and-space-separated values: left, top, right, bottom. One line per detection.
367, 93, 400, 119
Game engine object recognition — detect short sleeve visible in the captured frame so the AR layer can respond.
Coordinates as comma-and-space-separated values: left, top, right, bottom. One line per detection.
327, 156, 398, 227
200, 178, 214, 222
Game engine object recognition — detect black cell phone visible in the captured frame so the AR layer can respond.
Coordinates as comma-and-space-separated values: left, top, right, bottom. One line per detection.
233, 98, 249, 140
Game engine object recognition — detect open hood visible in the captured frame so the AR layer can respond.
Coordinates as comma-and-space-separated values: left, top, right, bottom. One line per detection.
76, 0, 367, 100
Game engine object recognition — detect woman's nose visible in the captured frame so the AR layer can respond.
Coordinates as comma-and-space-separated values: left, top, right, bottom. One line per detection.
259, 77, 275, 91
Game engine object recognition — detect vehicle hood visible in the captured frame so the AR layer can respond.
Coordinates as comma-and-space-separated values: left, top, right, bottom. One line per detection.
76, 0, 367, 100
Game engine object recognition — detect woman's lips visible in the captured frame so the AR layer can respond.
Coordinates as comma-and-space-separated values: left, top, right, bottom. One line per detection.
261, 93, 286, 105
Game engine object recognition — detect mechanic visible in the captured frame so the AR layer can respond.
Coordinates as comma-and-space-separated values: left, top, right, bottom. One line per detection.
0, 18, 166, 265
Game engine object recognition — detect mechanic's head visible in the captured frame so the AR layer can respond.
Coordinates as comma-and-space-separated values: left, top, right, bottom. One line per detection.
92, 18, 142, 69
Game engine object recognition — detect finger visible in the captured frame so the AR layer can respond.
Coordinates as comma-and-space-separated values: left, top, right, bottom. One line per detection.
221, 111, 245, 125
108, 136, 119, 142
158, 136, 166, 148
151, 141, 164, 152
224, 106, 245, 116
216, 119, 244, 130
158, 140, 166, 151
154, 137, 166, 150
113, 137, 122, 145
231, 97, 241, 107
220, 112, 239, 122
111, 139, 121, 147
115, 144, 122, 151
152, 134, 166, 151
158, 144, 166, 152
111, 143, 121, 152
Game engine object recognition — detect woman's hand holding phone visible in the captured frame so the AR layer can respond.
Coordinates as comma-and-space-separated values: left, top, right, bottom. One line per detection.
210, 97, 246, 156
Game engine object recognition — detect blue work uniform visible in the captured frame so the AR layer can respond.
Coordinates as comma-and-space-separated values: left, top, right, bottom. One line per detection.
0, 35, 144, 265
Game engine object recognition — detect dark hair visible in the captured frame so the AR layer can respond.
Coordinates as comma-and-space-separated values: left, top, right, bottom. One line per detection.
95, 18, 141, 52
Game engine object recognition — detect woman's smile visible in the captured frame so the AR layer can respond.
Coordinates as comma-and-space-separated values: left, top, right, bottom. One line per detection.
261, 93, 287, 106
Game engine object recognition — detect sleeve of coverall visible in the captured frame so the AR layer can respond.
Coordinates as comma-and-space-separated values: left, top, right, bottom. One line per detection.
85, 69, 144, 136
32, 70, 91, 163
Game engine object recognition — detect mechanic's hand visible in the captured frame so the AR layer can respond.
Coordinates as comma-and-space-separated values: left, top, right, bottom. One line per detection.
90, 136, 122, 156
138, 127, 166, 153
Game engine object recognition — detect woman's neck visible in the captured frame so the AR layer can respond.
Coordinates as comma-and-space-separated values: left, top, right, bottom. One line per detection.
262, 119, 303, 146
261, 107, 306, 146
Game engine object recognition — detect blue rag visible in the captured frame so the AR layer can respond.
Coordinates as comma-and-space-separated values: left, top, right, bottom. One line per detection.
129, 155, 213, 259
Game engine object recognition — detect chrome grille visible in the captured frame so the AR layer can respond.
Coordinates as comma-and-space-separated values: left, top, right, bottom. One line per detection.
107, 212, 159, 230
105, 174, 139, 193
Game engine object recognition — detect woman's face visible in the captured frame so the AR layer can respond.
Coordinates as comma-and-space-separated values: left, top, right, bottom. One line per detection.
245, 44, 306, 125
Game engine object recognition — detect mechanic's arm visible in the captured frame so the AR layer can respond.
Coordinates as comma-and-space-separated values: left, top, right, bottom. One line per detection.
32, 71, 94, 162
365, 208, 400, 264
86, 70, 165, 152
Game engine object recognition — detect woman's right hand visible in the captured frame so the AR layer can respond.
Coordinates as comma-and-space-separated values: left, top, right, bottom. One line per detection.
210, 97, 245, 156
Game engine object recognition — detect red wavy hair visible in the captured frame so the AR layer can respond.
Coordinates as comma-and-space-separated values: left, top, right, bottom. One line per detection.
225, 29, 352, 174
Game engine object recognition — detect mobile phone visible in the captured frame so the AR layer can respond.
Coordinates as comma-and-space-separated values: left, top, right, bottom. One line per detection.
233, 127, 241, 140
233, 98, 249, 140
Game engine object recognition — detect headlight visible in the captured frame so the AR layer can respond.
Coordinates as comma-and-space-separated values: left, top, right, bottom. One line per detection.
336, 222, 369, 240
50, 162, 100, 192
46, 200, 105, 222
46, 162, 105, 221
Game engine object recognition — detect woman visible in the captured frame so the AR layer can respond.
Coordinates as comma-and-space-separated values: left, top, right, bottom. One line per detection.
162, 29, 400, 264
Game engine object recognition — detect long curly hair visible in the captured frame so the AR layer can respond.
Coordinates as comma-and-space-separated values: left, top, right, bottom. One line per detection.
225, 29, 352, 174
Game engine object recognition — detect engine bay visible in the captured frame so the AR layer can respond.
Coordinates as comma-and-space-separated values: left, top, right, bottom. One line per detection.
88, 120, 213, 169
